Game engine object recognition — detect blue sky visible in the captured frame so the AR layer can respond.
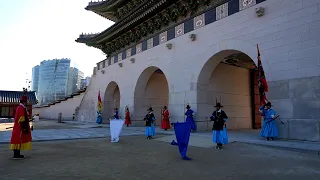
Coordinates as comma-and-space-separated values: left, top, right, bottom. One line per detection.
0, 0, 114, 90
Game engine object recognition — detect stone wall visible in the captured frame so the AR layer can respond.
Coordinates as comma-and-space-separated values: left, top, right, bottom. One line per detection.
268, 76, 320, 141
73, 74, 99, 123
33, 93, 84, 121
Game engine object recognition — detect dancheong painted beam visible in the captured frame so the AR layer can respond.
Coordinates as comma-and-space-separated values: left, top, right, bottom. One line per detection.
77, 0, 266, 58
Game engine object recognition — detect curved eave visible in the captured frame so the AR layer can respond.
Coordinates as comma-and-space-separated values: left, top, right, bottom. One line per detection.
85, 0, 117, 10
94, 12, 118, 22
75, 35, 100, 45
85, 0, 126, 21
85, 0, 169, 44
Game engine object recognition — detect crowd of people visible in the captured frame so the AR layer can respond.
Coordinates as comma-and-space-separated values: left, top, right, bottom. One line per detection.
9, 93, 279, 160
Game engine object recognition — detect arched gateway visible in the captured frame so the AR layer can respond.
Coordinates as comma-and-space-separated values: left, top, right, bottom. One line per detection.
196, 49, 260, 130
103, 81, 120, 121
133, 66, 169, 126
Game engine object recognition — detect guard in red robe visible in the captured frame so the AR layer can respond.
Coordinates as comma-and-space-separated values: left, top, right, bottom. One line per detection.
9, 94, 32, 159
125, 106, 131, 127
161, 106, 170, 130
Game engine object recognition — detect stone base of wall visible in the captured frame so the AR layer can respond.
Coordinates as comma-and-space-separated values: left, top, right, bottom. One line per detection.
268, 76, 320, 142
276, 119, 320, 142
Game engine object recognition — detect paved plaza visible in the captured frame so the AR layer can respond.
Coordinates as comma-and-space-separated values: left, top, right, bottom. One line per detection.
1, 120, 320, 155
1, 137, 320, 180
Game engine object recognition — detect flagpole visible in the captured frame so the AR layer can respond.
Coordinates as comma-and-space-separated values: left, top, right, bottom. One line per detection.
257, 44, 269, 105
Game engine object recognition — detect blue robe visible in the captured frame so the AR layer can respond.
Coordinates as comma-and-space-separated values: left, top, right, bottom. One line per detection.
185, 109, 196, 130
145, 113, 155, 137
211, 111, 228, 144
114, 111, 119, 119
145, 123, 155, 137
96, 111, 102, 124
260, 106, 278, 138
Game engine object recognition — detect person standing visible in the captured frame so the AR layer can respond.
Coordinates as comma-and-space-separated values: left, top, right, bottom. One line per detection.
144, 107, 156, 139
110, 107, 124, 143
113, 108, 119, 119
260, 102, 278, 140
210, 103, 228, 150
124, 106, 131, 127
96, 111, 102, 124
9, 94, 32, 159
185, 104, 196, 131
161, 106, 170, 130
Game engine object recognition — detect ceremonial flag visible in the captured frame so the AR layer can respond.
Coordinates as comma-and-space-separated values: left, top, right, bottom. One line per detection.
170, 122, 192, 160
97, 90, 102, 112
96, 90, 103, 124
257, 44, 269, 105
110, 119, 124, 143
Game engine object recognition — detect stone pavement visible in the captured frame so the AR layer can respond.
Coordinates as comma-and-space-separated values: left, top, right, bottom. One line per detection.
0, 120, 319, 155
2, 137, 320, 180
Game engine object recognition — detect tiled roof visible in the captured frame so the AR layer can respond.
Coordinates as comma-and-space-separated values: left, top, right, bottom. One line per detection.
0, 90, 37, 104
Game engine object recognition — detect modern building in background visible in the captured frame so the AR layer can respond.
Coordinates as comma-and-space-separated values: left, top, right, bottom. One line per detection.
32, 59, 87, 105
77, 71, 84, 90
31, 65, 40, 93
80, 76, 91, 90
67, 67, 84, 95
37, 59, 71, 105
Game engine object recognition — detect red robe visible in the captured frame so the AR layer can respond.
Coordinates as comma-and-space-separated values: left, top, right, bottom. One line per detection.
125, 111, 131, 125
161, 109, 170, 129
9, 104, 32, 150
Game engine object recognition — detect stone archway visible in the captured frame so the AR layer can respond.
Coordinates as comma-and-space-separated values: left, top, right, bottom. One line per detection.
133, 66, 169, 126
197, 50, 260, 130
103, 81, 120, 121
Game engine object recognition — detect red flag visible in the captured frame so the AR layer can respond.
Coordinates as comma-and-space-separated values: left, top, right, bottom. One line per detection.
257, 44, 269, 105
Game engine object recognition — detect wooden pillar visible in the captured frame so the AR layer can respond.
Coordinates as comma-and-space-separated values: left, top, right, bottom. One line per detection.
251, 70, 261, 129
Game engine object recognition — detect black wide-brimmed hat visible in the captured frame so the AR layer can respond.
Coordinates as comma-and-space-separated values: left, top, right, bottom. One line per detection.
186, 105, 191, 109
265, 102, 272, 106
214, 103, 223, 107
148, 107, 153, 111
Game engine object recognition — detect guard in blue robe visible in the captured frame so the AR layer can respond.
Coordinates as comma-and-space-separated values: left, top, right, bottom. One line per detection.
144, 107, 156, 139
170, 122, 192, 160
185, 105, 196, 131
260, 102, 278, 140
210, 103, 228, 149
96, 111, 102, 124
114, 108, 119, 119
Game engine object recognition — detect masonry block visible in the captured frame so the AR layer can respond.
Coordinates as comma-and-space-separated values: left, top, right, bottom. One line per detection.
289, 77, 316, 99
195, 121, 210, 132
315, 76, 320, 98
292, 98, 320, 119
288, 119, 320, 141
270, 99, 294, 119
275, 118, 289, 139
267, 80, 290, 100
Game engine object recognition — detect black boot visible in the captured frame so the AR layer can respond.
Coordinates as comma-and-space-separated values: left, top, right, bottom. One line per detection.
217, 143, 222, 150
13, 150, 24, 160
